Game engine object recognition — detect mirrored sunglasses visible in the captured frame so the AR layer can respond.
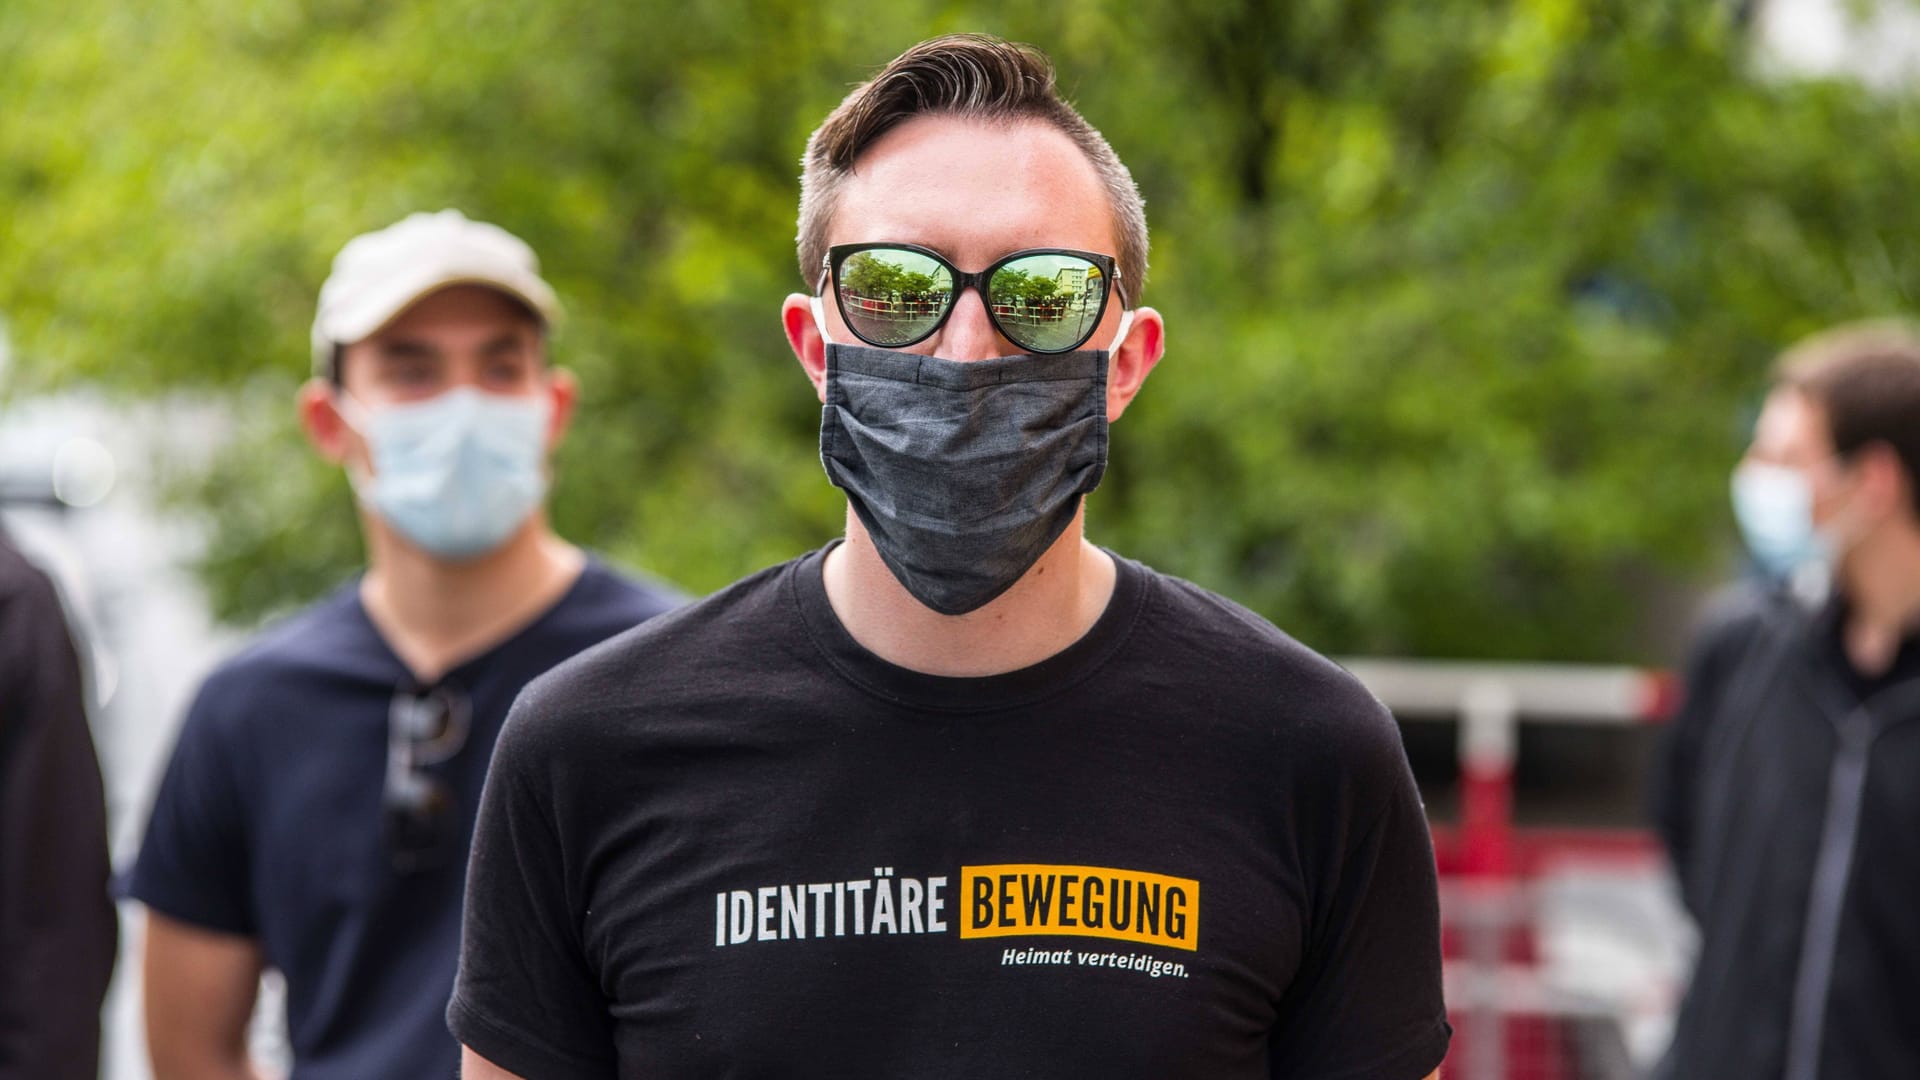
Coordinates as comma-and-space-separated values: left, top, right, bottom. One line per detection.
822, 244, 1122, 355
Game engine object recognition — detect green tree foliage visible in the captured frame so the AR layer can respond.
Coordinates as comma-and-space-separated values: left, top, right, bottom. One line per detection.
841, 253, 940, 300
4, 0, 1918, 659
992, 267, 1060, 305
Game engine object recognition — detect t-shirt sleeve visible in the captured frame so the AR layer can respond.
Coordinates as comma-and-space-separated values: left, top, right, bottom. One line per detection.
127, 675, 257, 936
447, 689, 618, 1079
1267, 706, 1451, 1080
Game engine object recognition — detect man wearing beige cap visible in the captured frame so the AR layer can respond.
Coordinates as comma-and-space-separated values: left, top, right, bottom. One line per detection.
130, 210, 680, 1079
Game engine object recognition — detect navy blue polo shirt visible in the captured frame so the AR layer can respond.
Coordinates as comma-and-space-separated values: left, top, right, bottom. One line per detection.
130, 559, 680, 1079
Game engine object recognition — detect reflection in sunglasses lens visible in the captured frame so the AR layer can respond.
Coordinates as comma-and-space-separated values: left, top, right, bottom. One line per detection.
837, 249, 953, 346
990, 254, 1104, 353
834, 248, 1111, 353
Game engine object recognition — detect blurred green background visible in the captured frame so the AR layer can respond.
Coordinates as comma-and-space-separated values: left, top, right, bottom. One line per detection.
4, 0, 1918, 661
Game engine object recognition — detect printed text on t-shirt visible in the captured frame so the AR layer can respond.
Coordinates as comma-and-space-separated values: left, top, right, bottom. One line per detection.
713, 862, 1199, 953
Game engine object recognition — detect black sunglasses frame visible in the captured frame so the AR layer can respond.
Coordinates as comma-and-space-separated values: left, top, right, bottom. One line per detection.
821, 243, 1122, 355
382, 684, 471, 874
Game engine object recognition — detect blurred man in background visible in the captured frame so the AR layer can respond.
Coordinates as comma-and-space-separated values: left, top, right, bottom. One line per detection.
0, 527, 116, 1079
128, 210, 681, 1079
1654, 321, 1920, 1080
450, 35, 1447, 1080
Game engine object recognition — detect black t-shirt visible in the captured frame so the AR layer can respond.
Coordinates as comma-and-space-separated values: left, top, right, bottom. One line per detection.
450, 546, 1449, 1079
129, 560, 681, 1080
0, 530, 117, 1080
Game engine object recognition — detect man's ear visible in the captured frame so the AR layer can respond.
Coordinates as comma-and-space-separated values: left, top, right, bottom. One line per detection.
297, 379, 357, 465
1106, 306, 1165, 422
1859, 441, 1917, 525
782, 294, 829, 404
543, 367, 580, 452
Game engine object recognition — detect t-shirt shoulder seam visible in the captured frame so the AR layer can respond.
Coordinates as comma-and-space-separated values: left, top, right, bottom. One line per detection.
1131, 560, 1393, 728
1126, 560, 1351, 677
223, 584, 365, 666
580, 552, 687, 604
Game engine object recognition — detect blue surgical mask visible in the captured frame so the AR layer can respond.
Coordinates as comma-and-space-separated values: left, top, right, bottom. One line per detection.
1730, 462, 1829, 580
340, 387, 550, 559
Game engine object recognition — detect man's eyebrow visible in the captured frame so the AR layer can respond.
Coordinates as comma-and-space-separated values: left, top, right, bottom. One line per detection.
865, 239, 954, 262
374, 339, 439, 360
479, 332, 532, 355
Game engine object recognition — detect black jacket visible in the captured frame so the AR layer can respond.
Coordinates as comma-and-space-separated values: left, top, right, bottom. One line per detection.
0, 529, 116, 1080
1652, 582, 1920, 1080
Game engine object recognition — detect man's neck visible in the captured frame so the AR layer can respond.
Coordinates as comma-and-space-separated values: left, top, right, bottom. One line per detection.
822, 507, 1115, 677
1837, 521, 1920, 678
359, 515, 585, 684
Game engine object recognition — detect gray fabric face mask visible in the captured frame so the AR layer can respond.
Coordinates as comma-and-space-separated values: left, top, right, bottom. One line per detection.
819, 343, 1109, 615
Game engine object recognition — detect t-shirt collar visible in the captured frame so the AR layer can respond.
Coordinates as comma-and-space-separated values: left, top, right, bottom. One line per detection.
789, 540, 1148, 714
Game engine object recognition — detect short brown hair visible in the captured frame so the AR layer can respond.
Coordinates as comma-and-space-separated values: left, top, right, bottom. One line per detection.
1776, 318, 1920, 517
796, 34, 1149, 306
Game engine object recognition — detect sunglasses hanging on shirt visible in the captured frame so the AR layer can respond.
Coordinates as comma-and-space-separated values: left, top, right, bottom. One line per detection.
820, 244, 1121, 354
383, 683, 471, 874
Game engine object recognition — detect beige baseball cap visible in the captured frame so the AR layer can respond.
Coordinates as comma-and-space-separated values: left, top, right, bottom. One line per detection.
310, 209, 563, 377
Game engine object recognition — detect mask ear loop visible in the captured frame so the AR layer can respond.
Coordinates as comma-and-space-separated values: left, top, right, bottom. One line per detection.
810, 296, 838, 347
330, 390, 380, 492
1812, 452, 1871, 576
332, 390, 373, 436
1107, 310, 1135, 355
810, 264, 840, 346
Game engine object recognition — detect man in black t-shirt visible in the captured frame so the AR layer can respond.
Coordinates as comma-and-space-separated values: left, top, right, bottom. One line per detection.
129, 211, 681, 1079
452, 36, 1449, 1080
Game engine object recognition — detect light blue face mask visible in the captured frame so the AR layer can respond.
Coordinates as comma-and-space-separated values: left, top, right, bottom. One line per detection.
340, 387, 550, 560
1730, 462, 1829, 580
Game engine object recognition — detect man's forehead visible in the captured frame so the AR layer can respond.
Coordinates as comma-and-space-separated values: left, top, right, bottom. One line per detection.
364, 285, 542, 345
1751, 387, 1833, 460
828, 115, 1118, 266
